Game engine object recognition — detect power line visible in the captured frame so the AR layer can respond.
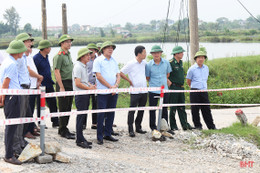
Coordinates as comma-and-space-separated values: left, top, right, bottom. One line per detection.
161, 0, 171, 49
237, 0, 260, 23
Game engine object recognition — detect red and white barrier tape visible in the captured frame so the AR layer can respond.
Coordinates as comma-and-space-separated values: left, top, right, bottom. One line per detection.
164, 86, 260, 93
42, 85, 260, 97
1, 102, 260, 126
0, 106, 159, 126
44, 87, 161, 98
163, 103, 260, 107
0, 85, 259, 97
0, 117, 41, 126
0, 89, 41, 95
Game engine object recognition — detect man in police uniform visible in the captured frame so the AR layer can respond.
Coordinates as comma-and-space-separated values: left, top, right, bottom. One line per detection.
53, 34, 75, 139
168, 46, 193, 131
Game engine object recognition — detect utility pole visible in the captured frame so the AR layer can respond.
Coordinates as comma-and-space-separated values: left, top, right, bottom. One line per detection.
189, 0, 199, 65
41, 0, 47, 39
62, 3, 68, 34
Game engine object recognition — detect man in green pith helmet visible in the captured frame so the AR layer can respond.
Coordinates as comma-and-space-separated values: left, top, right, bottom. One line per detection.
96, 43, 102, 56
168, 46, 194, 131
186, 48, 216, 130
53, 34, 75, 139
86, 43, 99, 130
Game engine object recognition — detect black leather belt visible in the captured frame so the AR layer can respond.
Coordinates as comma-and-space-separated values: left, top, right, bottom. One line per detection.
21, 84, 30, 89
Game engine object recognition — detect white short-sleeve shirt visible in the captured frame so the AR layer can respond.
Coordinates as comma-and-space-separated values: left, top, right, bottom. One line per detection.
27, 55, 39, 88
121, 58, 147, 94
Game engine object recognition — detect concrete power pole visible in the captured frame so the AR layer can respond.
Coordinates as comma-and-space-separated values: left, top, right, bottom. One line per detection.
41, 0, 47, 39
189, 0, 199, 65
62, 3, 68, 34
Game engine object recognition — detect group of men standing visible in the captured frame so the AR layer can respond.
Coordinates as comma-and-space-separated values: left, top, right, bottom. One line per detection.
0, 32, 216, 165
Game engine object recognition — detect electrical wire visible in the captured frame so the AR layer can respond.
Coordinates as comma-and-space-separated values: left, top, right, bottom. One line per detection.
237, 0, 260, 24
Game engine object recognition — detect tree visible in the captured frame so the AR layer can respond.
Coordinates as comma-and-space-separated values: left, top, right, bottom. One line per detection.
125, 22, 133, 31
100, 28, 105, 37
3, 6, 20, 35
24, 23, 32, 32
0, 22, 10, 35
110, 28, 115, 37
71, 24, 80, 32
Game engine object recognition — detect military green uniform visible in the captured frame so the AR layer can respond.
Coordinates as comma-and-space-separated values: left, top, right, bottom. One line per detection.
169, 58, 192, 130
53, 48, 74, 136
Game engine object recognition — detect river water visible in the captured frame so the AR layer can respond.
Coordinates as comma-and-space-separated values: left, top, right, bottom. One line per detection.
1, 42, 260, 66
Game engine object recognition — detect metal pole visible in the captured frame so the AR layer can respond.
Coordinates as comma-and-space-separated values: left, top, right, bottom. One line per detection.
40, 86, 46, 155
62, 3, 68, 34
41, 0, 47, 39
157, 85, 165, 131
189, 0, 199, 65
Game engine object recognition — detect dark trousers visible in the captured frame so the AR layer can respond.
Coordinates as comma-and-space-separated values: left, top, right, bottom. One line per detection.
190, 89, 216, 129
75, 95, 90, 143
4, 95, 21, 158
46, 86, 59, 124
128, 93, 147, 132
148, 92, 169, 130
56, 80, 74, 136
169, 85, 191, 130
13, 95, 30, 154
97, 94, 118, 141
27, 89, 40, 134
83, 94, 97, 126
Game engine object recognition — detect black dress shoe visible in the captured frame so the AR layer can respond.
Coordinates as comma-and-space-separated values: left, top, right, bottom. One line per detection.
61, 133, 75, 139
103, 136, 118, 142
136, 129, 147, 134
77, 141, 92, 149
86, 140, 92, 145
97, 140, 103, 145
167, 130, 175, 135
4, 156, 22, 165
129, 132, 135, 137
68, 131, 75, 136
195, 127, 203, 130
111, 131, 119, 136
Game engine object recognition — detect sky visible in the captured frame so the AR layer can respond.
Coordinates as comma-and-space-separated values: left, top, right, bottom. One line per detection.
0, 0, 259, 29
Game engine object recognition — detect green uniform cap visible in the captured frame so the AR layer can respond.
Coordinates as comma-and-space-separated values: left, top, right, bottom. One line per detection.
150, 45, 163, 53
87, 43, 98, 51
171, 46, 185, 55
96, 43, 102, 48
77, 48, 92, 60
58, 34, 74, 46
15, 33, 34, 42
99, 41, 116, 53
37, 40, 52, 49
6, 40, 27, 54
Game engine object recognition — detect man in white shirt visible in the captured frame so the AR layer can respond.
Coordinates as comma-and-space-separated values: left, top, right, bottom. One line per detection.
120, 46, 147, 137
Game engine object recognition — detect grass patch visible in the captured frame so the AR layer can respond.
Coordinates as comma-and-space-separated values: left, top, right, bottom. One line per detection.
202, 122, 260, 147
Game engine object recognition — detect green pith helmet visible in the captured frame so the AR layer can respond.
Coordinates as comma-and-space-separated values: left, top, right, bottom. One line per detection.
87, 43, 98, 51
99, 41, 116, 53
37, 40, 52, 49
194, 47, 207, 60
58, 34, 74, 46
77, 47, 92, 60
171, 46, 185, 55
15, 33, 34, 42
150, 45, 163, 53
96, 43, 102, 48
194, 51, 207, 60
6, 40, 27, 54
